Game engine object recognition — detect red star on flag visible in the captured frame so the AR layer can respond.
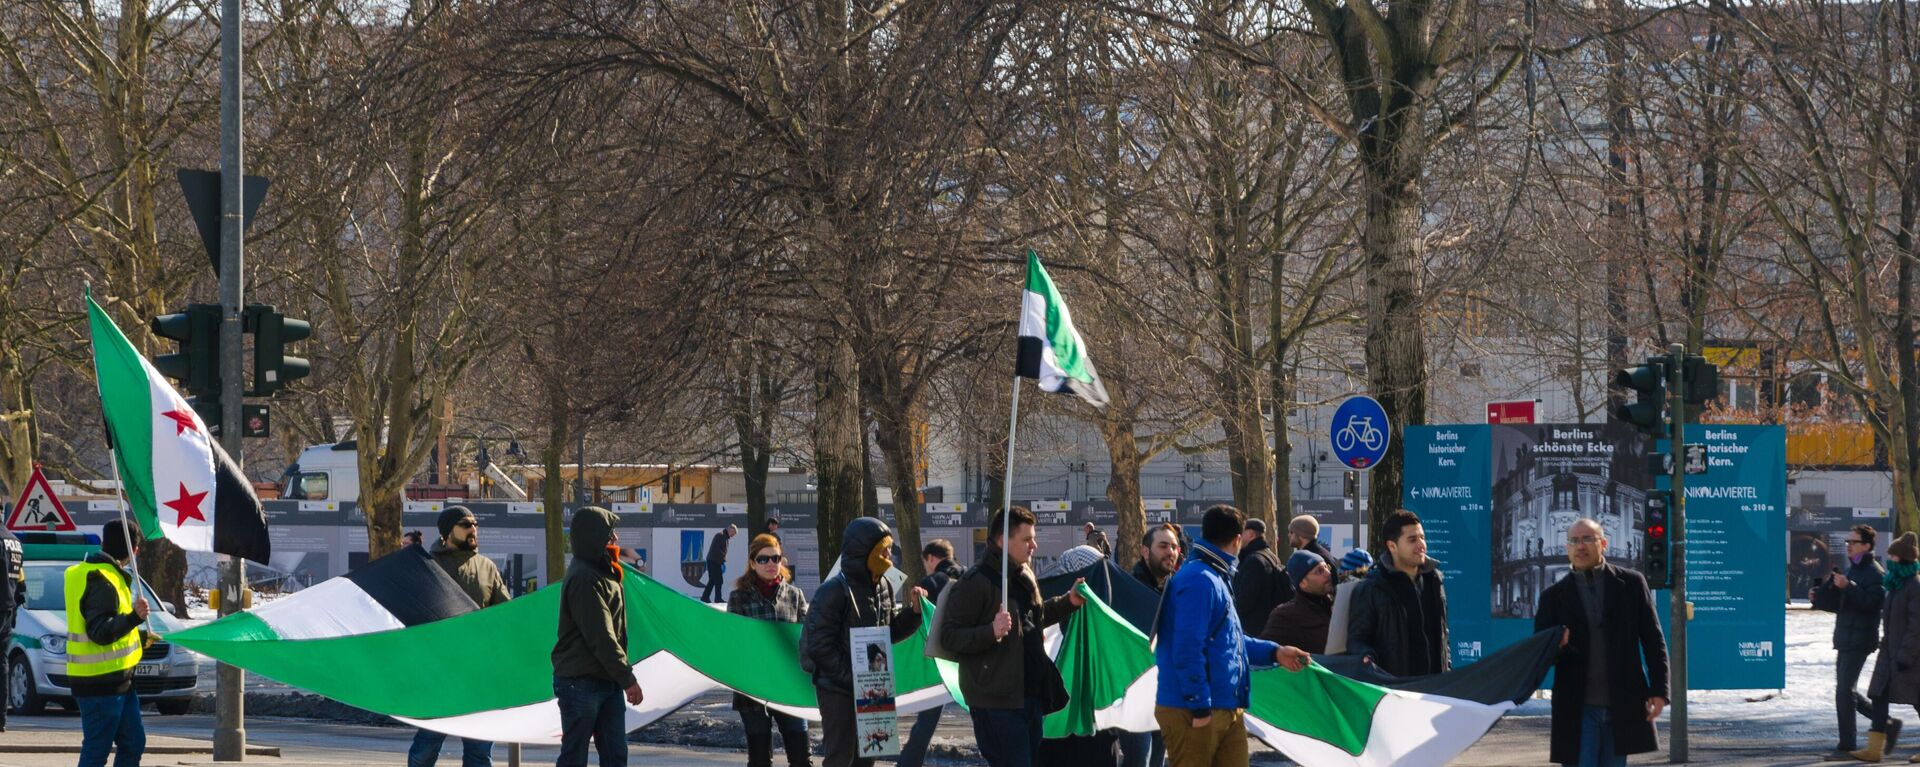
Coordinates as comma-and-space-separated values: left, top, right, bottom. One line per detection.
164, 482, 208, 526
162, 409, 200, 436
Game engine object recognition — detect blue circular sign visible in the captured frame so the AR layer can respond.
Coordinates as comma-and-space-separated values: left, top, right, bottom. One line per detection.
1330, 395, 1392, 471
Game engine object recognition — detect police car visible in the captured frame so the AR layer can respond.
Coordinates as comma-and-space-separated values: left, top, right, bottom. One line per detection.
6, 532, 201, 716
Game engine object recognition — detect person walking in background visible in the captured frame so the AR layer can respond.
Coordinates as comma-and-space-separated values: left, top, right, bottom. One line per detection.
1261, 550, 1334, 654
1533, 518, 1669, 767
552, 507, 644, 767
730, 535, 813, 767
800, 518, 926, 767
410, 507, 511, 767
1083, 521, 1112, 558
1232, 518, 1290, 634
704, 524, 739, 602
1346, 509, 1449, 677
69, 518, 151, 767
1288, 515, 1331, 562
1812, 525, 1891, 759
1856, 532, 1920, 763
898, 540, 963, 767
941, 507, 1086, 767
1154, 505, 1310, 767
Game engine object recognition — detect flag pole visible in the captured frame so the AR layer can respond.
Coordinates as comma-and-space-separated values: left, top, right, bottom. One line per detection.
1000, 375, 1021, 616
105, 447, 156, 635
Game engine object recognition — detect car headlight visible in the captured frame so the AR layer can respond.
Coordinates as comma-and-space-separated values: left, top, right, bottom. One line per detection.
39, 633, 66, 655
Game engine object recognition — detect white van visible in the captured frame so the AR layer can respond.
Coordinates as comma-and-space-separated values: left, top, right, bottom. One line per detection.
279, 441, 360, 502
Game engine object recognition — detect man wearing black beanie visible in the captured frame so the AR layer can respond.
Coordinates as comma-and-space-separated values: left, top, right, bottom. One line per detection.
70, 517, 152, 767
407, 506, 511, 767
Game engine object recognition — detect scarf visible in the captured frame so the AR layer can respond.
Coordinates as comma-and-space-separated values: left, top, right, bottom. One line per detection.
1886, 560, 1918, 592
756, 572, 784, 599
605, 544, 624, 577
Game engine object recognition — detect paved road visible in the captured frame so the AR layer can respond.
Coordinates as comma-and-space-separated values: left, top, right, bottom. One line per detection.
0, 705, 1854, 767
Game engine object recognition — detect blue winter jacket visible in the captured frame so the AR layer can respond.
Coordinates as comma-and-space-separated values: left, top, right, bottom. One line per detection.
1154, 540, 1280, 712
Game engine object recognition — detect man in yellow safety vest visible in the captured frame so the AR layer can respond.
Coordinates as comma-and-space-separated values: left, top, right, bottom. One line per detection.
66, 518, 151, 767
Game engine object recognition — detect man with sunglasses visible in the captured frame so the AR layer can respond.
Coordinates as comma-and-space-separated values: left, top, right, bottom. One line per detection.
1812, 524, 1893, 759
410, 505, 512, 767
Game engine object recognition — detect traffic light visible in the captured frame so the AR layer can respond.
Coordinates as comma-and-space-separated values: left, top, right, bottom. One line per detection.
151, 304, 222, 397
1643, 490, 1673, 589
1612, 357, 1669, 435
245, 304, 312, 396
1682, 354, 1720, 405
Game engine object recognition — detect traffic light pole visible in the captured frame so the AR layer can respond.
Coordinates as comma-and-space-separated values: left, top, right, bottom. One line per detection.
214, 0, 248, 755
1667, 342, 1688, 763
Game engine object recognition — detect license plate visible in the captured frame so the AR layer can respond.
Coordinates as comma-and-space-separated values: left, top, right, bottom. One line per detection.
134, 664, 163, 677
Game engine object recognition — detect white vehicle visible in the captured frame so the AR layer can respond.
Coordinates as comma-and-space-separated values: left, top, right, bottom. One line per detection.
281, 441, 360, 502
6, 534, 202, 716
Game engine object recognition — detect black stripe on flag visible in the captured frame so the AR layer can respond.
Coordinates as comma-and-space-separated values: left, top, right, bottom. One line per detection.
1016, 335, 1044, 379
343, 544, 480, 627
208, 439, 272, 565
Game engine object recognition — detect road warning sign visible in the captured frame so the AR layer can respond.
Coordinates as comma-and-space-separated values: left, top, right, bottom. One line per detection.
6, 465, 76, 532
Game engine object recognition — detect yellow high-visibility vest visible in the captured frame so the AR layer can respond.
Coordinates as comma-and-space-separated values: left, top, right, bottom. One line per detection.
62, 561, 142, 679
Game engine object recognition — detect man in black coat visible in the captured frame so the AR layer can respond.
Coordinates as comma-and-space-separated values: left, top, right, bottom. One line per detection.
1346, 510, 1449, 677
898, 539, 963, 767
0, 527, 21, 733
1232, 518, 1291, 633
703, 524, 738, 602
801, 518, 925, 767
1811, 524, 1893, 758
1534, 518, 1670, 766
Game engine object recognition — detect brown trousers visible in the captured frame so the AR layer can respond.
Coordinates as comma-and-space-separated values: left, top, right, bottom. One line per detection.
1155, 706, 1248, 767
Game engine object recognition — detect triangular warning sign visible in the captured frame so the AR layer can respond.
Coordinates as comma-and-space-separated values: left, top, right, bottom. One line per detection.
7, 465, 75, 532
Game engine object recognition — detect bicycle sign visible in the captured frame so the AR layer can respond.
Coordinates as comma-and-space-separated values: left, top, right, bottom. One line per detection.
1330, 395, 1392, 471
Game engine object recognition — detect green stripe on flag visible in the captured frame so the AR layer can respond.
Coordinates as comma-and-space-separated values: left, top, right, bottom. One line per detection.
1023, 251, 1097, 386
1045, 582, 1154, 737
170, 571, 945, 719
86, 295, 159, 534
1249, 663, 1386, 756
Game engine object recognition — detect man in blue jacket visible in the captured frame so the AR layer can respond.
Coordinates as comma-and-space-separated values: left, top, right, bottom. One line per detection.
1154, 505, 1310, 766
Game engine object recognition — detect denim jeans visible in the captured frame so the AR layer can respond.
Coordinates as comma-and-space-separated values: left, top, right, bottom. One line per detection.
968, 696, 1044, 767
1118, 730, 1165, 767
76, 691, 145, 767
1572, 705, 1626, 767
554, 676, 627, 767
408, 727, 494, 767
895, 705, 943, 767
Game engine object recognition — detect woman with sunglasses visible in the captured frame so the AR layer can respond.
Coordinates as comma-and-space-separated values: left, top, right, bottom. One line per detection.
729, 534, 813, 767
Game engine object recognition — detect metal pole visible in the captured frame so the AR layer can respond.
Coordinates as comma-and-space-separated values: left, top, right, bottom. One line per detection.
999, 376, 1021, 615
214, 0, 247, 754
1667, 342, 1688, 763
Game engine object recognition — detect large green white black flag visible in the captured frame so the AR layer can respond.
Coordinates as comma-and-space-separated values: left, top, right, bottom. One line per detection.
1016, 250, 1109, 407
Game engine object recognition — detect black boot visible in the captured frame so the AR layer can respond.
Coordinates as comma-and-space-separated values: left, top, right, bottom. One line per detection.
746, 732, 774, 767
1891, 719, 1906, 755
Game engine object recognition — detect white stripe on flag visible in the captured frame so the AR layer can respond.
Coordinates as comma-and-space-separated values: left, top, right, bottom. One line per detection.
250, 578, 407, 640
1019, 290, 1074, 394
144, 355, 216, 552
1246, 691, 1512, 767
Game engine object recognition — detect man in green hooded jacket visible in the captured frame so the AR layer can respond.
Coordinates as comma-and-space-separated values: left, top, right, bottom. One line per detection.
552, 506, 644, 767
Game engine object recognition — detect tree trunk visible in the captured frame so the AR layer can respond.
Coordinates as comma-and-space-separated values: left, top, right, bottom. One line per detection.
813, 336, 863, 574
0, 345, 35, 498
361, 479, 405, 561
1269, 337, 1295, 557
1099, 411, 1145, 570
1364, 164, 1429, 553
136, 538, 187, 618
1603, 0, 1633, 413
872, 395, 925, 583
543, 386, 571, 585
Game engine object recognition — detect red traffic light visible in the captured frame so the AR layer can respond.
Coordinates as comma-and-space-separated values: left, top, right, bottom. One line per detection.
1648, 525, 1665, 538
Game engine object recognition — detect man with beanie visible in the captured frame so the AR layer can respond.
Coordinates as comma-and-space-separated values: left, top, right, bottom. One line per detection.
1232, 518, 1291, 634
1155, 505, 1311, 767
704, 524, 738, 602
941, 507, 1087, 767
1812, 524, 1892, 759
1261, 550, 1335, 654
800, 517, 926, 767
1534, 518, 1669, 767
552, 507, 644, 767
410, 506, 511, 767
71, 518, 151, 767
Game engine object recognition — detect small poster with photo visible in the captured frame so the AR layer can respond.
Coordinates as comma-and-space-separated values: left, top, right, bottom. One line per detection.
848, 625, 899, 757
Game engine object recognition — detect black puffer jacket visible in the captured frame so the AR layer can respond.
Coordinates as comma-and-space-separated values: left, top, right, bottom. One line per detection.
1232, 536, 1292, 633
800, 517, 920, 693
1813, 554, 1886, 652
1345, 558, 1450, 677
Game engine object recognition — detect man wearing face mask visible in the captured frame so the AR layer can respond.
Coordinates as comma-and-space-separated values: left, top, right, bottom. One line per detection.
409, 506, 511, 767
800, 517, 927, 767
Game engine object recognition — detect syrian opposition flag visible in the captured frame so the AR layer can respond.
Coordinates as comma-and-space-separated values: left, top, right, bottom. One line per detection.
169, 564, 952, 743
87, 294, 270, 563
930, 568, 1558, 767
1016, 250, 1109, 407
